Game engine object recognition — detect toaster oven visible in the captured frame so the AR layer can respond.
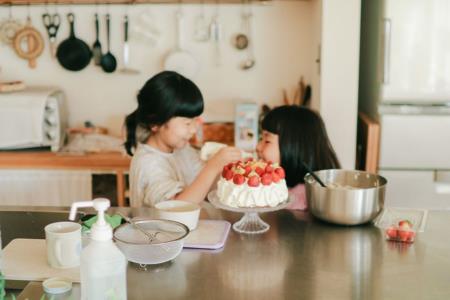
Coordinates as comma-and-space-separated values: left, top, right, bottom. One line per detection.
0, 87, 67, 152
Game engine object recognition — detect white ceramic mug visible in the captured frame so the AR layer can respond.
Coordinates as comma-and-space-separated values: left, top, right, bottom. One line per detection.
45, 221, 81, 269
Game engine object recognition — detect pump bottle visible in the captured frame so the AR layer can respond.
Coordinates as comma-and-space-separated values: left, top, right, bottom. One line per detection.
70, 198, 127, 300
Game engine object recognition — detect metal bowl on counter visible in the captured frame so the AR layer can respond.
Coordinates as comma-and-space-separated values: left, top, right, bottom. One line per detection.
305, 169, 387, 225
114, 219, 189, 265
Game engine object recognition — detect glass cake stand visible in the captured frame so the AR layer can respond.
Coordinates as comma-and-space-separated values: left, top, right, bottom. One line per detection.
207, 190, 291, 234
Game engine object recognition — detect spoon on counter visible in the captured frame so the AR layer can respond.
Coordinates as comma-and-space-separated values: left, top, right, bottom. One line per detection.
100, 13, 117, 73
302, 162, 327, 187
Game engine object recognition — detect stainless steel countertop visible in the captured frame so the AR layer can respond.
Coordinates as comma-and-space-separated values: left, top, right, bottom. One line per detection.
3, 204, 450, 300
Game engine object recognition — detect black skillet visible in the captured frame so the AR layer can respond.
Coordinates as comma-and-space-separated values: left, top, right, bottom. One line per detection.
56, 13, 91, 71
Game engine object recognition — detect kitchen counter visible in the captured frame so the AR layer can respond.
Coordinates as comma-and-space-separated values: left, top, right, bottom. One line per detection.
0, 151, 130, 206
2, 204, 450, 300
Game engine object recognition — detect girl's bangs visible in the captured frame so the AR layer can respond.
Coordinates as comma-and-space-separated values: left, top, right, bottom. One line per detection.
173, 94, 204, 118
261, 110, 283, 135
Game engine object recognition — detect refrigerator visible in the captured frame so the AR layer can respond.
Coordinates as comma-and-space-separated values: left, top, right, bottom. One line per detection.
359, 0, 450, 209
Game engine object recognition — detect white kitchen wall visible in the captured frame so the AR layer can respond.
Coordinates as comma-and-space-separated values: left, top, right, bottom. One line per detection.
0, 1, 313, 136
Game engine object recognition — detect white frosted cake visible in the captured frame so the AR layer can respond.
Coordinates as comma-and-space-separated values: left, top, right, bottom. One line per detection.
217, 159, 289, 208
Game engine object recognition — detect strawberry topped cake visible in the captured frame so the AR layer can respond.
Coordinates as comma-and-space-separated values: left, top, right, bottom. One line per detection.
217, 159, 289, 208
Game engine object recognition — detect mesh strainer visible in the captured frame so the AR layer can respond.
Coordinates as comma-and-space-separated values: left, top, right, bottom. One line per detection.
114, 219, 189, 265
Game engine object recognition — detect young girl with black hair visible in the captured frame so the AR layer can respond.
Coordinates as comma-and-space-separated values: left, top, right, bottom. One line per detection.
125, 71, 241, 207
256, 105, 340, 210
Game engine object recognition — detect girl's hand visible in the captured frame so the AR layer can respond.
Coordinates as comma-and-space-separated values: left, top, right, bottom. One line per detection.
207, 147, 242, 171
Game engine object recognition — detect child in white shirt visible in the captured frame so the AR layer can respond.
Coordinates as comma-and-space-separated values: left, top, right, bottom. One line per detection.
124, 71, 241, 207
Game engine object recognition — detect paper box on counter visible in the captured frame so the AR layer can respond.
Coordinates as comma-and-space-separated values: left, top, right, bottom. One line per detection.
234, 103, 259, 152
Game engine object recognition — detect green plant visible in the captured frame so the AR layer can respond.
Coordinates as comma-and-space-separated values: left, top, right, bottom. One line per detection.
0, 272, 16, 300
0, 271, 5, 300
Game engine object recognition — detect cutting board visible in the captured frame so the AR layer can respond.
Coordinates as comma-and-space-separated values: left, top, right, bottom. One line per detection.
184, 220, 231, 250
2, 238, 80, 282
2, 221, 230, 282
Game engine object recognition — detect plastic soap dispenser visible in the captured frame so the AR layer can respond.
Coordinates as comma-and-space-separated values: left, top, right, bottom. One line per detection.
70, 198, 127, 300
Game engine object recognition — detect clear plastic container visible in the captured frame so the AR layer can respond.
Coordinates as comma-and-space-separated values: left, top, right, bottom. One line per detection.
375, 208, 427, 232
385, 225, 416, 243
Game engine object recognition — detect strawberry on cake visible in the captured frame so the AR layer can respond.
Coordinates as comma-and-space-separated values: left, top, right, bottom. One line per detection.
217, 159, 289, 208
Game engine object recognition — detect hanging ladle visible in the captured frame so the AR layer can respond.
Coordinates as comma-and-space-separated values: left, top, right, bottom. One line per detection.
100, 13, 117, 73
234, 0, 249, 50
92, 13, 102, 66
302, 162, 327, 187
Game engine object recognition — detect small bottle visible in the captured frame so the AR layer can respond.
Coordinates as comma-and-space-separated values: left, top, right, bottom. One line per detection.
70, 199, 127, 300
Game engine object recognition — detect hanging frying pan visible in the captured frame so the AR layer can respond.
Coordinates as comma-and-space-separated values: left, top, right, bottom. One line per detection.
164, 10, 198, 79
56, 13, 91, 71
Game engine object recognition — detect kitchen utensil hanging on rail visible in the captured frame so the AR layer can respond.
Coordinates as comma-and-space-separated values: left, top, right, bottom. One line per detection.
56, 13, 91, 71
42, 12, 60, 58
13, 17, 44, 69
234, 0, 249, 50
92, 13, 102, 66
100, 13, 117, 73
194, 0, 209, 42
209, 0, 222, 66
0, 4, 23, 45
164, 8, 198, 79
240, 0, 255, 70
119, 14, 139, 74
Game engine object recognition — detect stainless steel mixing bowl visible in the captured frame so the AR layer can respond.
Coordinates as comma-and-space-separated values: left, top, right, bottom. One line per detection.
304, 169, 387, 225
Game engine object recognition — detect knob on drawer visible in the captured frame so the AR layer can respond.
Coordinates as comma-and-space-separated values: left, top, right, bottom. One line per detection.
46, 101, 58, 111
46, 129, 57, 140
45, 115, 57, 126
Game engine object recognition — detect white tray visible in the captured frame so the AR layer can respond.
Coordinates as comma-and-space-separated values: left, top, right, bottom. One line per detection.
184, 220, 231, 250
2, 238, 80, 282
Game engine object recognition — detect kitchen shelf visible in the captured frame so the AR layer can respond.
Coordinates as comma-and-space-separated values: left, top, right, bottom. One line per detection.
0, 0, 275, 5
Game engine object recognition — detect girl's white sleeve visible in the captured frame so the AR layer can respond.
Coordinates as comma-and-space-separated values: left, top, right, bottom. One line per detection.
178, 146, 205, 185
138, 159, 185, 207
130, 146, 204, 207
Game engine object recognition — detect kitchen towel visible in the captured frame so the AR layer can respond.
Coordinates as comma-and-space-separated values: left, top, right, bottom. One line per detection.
0, 86, 60, 148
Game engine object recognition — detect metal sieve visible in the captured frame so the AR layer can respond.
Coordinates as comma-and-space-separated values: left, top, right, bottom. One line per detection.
114, 219, 189, 265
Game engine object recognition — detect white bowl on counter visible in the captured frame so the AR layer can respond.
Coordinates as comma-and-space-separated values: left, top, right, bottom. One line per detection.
155, 200, 201, 230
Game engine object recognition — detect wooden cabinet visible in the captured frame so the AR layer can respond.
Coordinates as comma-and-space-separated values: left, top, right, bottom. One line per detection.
0, 152, 130, 206
356, 112, 380, 173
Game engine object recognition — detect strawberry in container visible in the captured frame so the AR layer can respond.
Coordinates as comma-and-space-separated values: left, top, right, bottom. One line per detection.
385, 219, 416, 243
